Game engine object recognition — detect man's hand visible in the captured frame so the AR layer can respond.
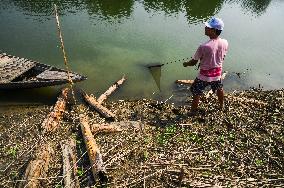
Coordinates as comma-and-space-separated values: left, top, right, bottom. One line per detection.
183, 59, 198, 67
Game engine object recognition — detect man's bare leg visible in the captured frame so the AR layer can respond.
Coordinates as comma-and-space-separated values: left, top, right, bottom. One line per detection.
216, 88, 224, 109
191, 95, 201, 113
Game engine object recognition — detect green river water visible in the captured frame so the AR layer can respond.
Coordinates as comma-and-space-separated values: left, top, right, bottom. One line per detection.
0, 0, 283, 105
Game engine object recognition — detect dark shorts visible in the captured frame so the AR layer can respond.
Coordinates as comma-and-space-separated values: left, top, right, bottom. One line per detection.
190, 78, 223, 95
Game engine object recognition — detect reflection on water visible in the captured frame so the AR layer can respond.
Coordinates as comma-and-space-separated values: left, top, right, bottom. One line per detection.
85, 0, 134, 22
148, 66, 162, 91
0, 0, 282, 105
226, 0, 272, 16
1, 0, 272, 22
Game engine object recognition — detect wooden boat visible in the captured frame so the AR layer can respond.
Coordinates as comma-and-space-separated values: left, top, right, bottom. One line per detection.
0, 53, 87, 89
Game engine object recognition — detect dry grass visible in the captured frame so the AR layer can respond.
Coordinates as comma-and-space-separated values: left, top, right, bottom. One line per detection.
0, 88, 283, 187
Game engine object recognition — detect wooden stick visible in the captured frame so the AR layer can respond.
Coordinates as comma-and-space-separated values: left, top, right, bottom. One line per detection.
79, 114, 106, 181
61, 138, 80, 188
82, 91, 115, 119
42, 88, 69, 133
19, 144, 53, 188
97, 75, 126, 104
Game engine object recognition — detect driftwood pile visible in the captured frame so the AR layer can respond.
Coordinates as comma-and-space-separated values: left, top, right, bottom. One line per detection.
15, 75, 126, 188
0, 74, 283, 187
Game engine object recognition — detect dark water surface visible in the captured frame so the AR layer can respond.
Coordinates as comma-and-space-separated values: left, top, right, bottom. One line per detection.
0, 0, 283, 105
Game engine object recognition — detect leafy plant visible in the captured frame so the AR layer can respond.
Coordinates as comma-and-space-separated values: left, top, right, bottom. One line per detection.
10, 171, 18, 179
156, 125, 177, 145
188, 133, 203, 144
77, 167, 84, 177
7, 145, 18, 158
255, 159, 263, 166
143, 150, 149, 161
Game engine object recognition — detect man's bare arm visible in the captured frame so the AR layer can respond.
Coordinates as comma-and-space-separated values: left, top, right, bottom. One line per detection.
183, 59, 198, 67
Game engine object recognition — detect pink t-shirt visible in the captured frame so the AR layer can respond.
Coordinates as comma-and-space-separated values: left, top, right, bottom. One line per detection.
193, 37, 228, 82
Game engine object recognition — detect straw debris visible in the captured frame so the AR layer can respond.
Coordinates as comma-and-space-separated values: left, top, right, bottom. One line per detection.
0, 88, 283, 187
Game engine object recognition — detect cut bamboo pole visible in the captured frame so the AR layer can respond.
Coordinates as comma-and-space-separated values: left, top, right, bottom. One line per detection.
97, 75, 126, 104
79, 114, 107, 182
42, 88, 69, 133
61, 138, 80, 188
19, 144, 53, 188
82, 92, 115, 119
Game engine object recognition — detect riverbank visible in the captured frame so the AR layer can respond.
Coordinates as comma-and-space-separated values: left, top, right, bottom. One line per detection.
0, 88, 283, 187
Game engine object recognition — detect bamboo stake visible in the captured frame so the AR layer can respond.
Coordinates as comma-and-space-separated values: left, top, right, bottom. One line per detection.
54, 4, 76, 103
97, 75, 126, 104
42, 88, 69, 133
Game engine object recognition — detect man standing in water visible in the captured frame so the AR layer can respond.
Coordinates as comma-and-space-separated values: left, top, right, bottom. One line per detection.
183, 17, 228, 114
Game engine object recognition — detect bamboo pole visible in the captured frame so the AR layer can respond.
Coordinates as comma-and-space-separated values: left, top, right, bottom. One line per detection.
54, 4, 76, 103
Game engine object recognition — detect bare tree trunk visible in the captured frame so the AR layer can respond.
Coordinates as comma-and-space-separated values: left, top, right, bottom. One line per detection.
97, 75, 126, 104
61, 138, 80, 188
19, 144, 53, 188
42, 88, 69, 133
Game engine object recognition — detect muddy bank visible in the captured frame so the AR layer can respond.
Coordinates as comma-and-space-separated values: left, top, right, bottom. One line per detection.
0, 88, 283, 187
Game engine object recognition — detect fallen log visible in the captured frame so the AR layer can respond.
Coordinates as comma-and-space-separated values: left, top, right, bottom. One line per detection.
61, 138, 80, 188
90, 123, 122, 135
79, 114, 107, 183
97, 75, 126, 104
175, 79, 194, 85
82, 92, 115, 119
42, 88, 69, 133
19, 144, 53, 188
176, 71, 228, 85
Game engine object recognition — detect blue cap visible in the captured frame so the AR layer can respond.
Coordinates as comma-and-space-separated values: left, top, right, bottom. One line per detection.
204, 17, 224, 30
